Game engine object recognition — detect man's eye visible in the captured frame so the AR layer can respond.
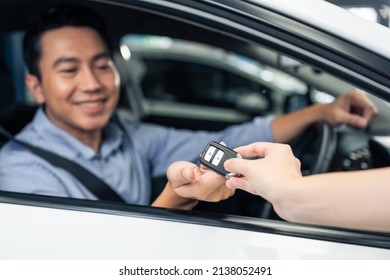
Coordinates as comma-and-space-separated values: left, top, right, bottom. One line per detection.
96, 64, 111, 71
60, 68, 77, 74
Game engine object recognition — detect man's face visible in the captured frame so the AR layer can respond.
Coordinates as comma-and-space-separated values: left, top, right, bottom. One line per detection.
27, 26, 120, 138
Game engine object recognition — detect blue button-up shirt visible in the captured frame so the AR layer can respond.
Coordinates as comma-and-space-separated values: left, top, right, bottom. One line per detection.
0, 108, 274, 204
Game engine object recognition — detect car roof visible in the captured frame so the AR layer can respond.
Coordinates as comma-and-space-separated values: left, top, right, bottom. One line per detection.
1, 0, 389, 57
2, 0, 389, 54
246, 0, 390, 59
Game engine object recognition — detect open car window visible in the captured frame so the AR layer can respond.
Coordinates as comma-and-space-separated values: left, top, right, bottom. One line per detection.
0, 0, 390, 263
121, 34, 307, 116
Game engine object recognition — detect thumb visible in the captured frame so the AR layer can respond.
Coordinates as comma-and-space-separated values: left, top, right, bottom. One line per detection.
224, 157, 252, 176
167, 161, 196, 187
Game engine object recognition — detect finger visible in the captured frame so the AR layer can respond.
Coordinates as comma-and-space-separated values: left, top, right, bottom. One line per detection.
181, 166, 196, 183
224, 157, 254, 176
350, 91, 378, 121
338, 111, 368, 128
167, 161, 196, 186
233, 142, 274, 158
226, 176, 257, 195
362, 104, 378, 122
199, 163, 209, 171
175, 167, 196, 186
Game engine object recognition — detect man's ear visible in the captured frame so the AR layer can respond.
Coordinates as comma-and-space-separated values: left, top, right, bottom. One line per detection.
25, 74, 45, 104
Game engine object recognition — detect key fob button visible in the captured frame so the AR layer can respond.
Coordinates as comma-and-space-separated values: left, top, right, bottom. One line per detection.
204, 146, 216, 162
212, 150, 224, 165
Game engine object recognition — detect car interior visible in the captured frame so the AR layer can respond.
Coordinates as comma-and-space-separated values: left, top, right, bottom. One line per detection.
1, 0, 390, 221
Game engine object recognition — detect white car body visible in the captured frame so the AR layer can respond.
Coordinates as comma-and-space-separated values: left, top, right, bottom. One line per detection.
249, 0, 390, 58
0, 0, 389, 260
1, 197, 390, 259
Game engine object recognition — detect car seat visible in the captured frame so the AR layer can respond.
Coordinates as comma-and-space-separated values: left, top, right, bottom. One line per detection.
113, 51, 145, 122
0, 57, 39, 141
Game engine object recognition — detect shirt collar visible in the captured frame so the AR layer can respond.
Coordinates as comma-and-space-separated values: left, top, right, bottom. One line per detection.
31, 107, 124, 160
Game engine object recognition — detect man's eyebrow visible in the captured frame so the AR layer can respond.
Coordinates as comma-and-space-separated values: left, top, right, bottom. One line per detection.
91, 51, 111, 62
51, 52, 110, 69
52, 56, 80, 69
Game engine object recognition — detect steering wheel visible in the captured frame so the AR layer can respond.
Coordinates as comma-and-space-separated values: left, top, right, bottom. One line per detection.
259, 122, 337, 219
289, 122, 337, 175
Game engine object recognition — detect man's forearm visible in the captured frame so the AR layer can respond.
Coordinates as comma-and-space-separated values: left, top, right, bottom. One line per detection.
271, 104, 325, 143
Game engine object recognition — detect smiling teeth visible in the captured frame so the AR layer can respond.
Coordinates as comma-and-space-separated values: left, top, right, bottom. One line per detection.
80, 101, 102, 108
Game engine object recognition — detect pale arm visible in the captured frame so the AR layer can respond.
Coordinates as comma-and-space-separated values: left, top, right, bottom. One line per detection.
224, 142, 390, 232
280, 168, 390, 232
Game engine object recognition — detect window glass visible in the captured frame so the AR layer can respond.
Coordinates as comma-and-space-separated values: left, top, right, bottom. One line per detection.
121, 34, 306, 114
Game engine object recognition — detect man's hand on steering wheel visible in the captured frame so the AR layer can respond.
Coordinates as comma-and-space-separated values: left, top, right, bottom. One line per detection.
320, 90, 378, 129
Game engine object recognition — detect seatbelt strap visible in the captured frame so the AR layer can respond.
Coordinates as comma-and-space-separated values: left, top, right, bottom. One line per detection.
0, 126, 126, 203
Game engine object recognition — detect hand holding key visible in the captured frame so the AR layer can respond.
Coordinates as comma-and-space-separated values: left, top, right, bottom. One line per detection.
166, 160, 235, 202
200, 141, 241, 178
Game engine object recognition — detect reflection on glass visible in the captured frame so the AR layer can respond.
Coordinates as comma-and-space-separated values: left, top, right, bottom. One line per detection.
121, 34, 306, 94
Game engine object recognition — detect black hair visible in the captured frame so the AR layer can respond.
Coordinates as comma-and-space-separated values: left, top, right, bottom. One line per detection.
22, 4, 111, 80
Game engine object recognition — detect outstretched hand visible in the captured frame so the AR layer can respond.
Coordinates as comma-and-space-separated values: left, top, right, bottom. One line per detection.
224, 142, 302, 201
167, 161, 234, 202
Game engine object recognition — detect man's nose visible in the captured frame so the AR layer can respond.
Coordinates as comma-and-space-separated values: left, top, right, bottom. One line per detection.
79, 68, 102, 92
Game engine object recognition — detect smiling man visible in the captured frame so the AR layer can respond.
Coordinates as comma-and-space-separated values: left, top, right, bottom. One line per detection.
25, 26, 119, 152
26, 26, 119, 152
0, 5, 377, 209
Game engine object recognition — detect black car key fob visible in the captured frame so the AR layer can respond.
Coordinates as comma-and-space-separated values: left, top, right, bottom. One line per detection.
200, 141, 240, 178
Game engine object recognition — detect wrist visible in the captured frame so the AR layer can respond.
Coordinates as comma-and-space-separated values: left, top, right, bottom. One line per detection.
152, 182, 198, 210
271, 176, 307, 222
307, 103, 327, 123
317, 103, 332, 123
